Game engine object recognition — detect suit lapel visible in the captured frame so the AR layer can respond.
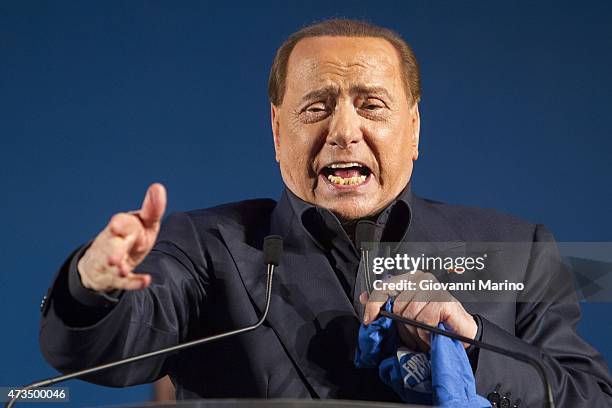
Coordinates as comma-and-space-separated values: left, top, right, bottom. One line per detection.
218, 203, 360, 398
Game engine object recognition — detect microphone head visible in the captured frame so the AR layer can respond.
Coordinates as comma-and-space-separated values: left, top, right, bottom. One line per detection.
263, 235, 283, 266
355, 220, 377, 251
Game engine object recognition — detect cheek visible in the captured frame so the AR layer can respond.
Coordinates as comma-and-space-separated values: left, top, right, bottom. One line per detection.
371, 124, 415, 184
277, 135, 316, 187
280, 123, 323, 170
280, 138, 310, 170
278, 123, 303, 159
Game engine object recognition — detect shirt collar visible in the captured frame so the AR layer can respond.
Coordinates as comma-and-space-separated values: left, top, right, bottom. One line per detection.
284, 183, 413, 251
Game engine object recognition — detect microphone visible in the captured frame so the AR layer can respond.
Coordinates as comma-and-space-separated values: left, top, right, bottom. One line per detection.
378, 309, 555, 408
263, 234, 283, 266
5, 235, 283, 408
355, 220, 377, 293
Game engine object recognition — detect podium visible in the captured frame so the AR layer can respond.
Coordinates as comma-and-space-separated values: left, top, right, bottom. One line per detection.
120, 400, 425, 408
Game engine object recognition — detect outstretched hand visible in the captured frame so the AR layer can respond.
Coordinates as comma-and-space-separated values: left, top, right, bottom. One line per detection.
77, 183, 167, 292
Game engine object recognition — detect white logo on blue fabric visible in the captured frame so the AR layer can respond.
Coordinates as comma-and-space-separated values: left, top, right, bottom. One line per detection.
397, 349, 432, 394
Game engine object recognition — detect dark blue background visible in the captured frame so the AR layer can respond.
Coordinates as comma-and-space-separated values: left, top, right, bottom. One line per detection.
1, 1, 610, 406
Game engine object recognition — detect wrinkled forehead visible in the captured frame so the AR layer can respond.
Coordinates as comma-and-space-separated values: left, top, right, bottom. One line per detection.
285, 36, 405, 102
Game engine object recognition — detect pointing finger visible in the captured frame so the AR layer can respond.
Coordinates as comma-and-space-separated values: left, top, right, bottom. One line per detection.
139, 183, 167, 229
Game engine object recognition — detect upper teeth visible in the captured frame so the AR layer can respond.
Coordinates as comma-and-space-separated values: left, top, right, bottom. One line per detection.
329, 162, 362, 169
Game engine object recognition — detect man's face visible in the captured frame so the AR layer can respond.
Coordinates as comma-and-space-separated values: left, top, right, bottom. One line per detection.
271, 36, 420, 221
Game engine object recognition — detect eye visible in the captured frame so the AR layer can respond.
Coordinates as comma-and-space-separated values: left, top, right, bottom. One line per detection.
305, 102, 327, 113
299, 101, 332, 123
361, 98, 385, 111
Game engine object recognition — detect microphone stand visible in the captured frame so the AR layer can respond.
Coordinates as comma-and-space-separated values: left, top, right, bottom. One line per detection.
378, 310, 555, 408
5, 245, 279, 408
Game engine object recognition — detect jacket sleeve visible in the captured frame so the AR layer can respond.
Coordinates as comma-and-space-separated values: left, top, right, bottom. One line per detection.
39, 212, 209, 387
473, 224, 612, 407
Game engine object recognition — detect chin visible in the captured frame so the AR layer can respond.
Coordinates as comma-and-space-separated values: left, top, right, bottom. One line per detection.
325, 200, 378, 222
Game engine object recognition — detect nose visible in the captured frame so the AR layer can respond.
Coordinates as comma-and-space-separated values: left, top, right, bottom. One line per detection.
327, 102, 363, 148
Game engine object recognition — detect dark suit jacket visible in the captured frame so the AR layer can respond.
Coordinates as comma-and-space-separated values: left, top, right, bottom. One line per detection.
39, 189, 612, 406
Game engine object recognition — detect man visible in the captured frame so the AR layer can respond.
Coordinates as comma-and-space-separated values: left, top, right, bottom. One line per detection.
40, 19, 612, 406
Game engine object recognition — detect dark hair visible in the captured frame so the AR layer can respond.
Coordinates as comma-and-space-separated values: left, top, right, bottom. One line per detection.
268, 19, 421, 106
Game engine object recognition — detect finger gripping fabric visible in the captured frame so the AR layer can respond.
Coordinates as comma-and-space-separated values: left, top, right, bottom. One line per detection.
354, 299, 490, 407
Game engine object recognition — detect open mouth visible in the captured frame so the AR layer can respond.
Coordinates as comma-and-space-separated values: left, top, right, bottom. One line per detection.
320, 162, 372, 187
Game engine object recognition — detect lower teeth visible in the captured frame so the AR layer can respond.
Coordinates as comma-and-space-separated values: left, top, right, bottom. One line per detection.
327, 174, 367, 185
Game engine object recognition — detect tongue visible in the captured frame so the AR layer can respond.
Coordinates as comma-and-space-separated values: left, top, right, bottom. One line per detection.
332, 169, 361, 178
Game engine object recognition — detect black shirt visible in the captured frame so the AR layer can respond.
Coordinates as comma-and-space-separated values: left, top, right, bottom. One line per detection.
285, 186, 411, 317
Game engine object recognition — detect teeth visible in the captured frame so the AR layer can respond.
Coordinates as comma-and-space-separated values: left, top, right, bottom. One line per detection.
329, 162, 363, 169
327, 174, 367, 186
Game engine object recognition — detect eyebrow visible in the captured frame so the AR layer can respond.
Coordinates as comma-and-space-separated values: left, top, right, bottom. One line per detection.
350, 85, 394, 103
300, 85, 394, 104
300, 86, 340, 103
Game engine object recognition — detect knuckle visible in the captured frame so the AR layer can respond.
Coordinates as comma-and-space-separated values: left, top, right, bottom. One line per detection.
393, 300, 407, 313
392, 273, 408, 282
369, 291, 387, 303
422, 271, 435, 281
420, 309, 439, 324
413, 290, 431, 302
404, 302, 422, 318
438, 291, 454, 302
109, 213, 126, 226
110, 212, 139, 230
396, 290, 412, 300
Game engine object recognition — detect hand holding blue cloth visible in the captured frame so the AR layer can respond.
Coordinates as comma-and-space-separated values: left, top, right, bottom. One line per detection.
355, 300, 491, 407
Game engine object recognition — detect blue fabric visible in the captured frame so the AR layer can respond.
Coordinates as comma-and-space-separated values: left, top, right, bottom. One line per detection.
354, 299, 398, 368
355, 300, 491, 407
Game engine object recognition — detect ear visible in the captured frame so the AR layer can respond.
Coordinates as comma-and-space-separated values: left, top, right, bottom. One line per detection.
411, 103, 420, 161
271, 103, 281, 163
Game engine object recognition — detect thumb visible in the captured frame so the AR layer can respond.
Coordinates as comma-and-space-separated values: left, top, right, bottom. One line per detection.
363, 299, 386, 325
139, 183, 167, 229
